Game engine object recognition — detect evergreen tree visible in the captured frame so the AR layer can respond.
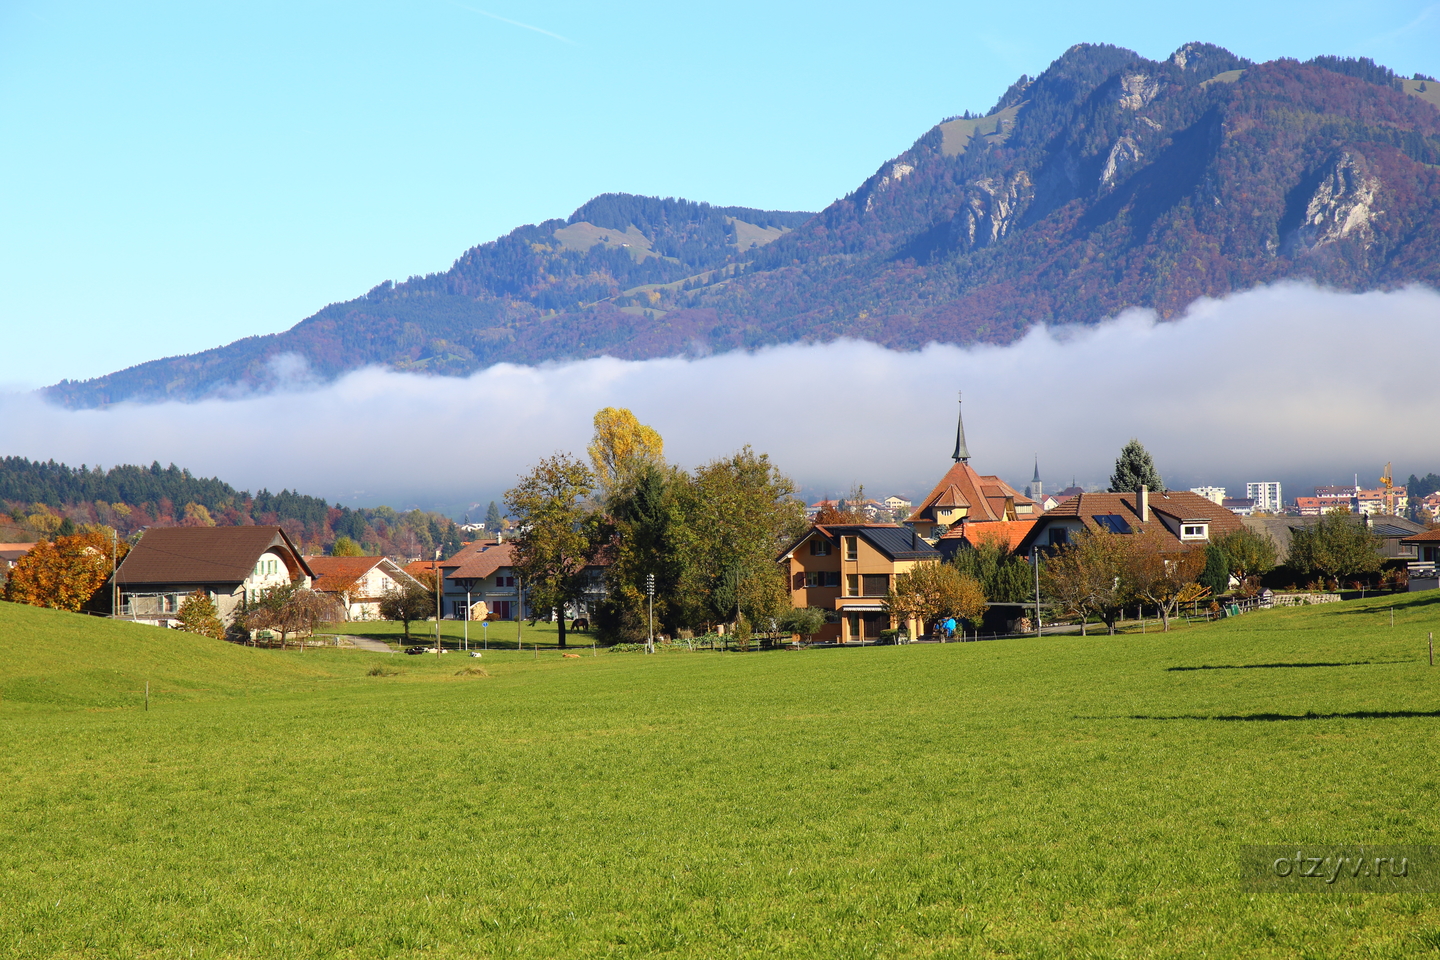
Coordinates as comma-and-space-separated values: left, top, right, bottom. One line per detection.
1108, 439, 1165, 493
485, 501, 502, 530
1199, 541, 1231, 597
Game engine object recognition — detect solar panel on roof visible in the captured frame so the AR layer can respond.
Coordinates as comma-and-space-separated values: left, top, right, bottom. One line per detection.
1092, 514, 1132, 534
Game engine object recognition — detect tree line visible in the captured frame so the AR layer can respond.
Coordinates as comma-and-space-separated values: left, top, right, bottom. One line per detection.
0, 456, 465, 559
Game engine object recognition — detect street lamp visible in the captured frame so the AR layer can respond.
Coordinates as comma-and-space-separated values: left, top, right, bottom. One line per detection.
646, 573, 655, 654
434, 547, 443, 659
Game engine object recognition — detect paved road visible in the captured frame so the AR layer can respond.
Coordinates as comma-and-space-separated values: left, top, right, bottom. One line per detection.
331, 635, 393, 653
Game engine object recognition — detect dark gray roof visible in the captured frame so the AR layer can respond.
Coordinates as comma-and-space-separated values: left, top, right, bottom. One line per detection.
850, 525, 942, 561
1371, 519, 1423, 539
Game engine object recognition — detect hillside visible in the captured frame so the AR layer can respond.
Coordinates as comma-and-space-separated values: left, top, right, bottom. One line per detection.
0, 456, 466, 557
47, 44, 1440, 408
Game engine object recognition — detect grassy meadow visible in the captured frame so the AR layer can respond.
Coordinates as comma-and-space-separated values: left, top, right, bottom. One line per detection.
2, 593, 1439, 957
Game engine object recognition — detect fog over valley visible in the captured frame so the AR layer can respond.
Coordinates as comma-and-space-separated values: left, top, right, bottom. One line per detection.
3, 282, 1436, 514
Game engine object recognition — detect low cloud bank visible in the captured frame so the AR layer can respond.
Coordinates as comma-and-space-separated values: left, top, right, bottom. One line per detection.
3, 282, 1437, 511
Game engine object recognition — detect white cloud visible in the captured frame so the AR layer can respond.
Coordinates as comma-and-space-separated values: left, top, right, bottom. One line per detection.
2, 282, 1437, 512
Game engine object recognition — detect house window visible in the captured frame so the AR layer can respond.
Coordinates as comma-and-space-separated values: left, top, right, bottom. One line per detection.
844, 537, 858, 561
846, 574, 859, 597
809, 539, 830, 556
847, 612, 860, 640
862, 574, 889, 596
1048, 527, 1069, 546
805, 572, 840, 588
1181, 524, 1208, 541
496, 575, 515, 587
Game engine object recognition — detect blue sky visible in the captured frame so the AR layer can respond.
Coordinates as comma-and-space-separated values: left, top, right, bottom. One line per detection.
2, 0, 1438, 390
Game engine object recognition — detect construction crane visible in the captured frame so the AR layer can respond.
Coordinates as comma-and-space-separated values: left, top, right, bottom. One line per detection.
1380, 462, 1394, 517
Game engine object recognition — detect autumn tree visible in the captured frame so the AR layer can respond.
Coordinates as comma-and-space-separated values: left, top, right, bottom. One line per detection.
885, 562, 988, 634
378, 581, 435, 642
1289, 509, 1383, 583
1042, 528, 1131, 635
505, 453, 603, 649
2, 528, 127, 612
814, 484, 871, 524
331, 536, 365, 557
669, 447, 806, 632
588, 407, 664, 501
176, 590, 225, 640
237, 583, 342, 647
1108, 439, 1165, 493
1213, 527, 1277, 583
1125, 531, 1207, 631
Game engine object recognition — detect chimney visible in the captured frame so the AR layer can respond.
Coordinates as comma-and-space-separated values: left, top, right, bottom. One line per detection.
911, 526, 918, 550
1140, 485, 1149, 522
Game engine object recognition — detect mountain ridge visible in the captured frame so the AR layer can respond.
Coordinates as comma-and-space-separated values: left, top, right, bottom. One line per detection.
46, 43, 1440, 408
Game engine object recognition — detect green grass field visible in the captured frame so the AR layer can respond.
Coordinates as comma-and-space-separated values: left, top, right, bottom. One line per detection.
3, 593, 1439, 957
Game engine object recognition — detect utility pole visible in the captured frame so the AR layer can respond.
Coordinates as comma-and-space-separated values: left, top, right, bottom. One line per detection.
649, 573, 657, 652
1032, 547, 1042, 636
434, 548, 442, 658
464, 587, 471, 651
111, 528, 119, 618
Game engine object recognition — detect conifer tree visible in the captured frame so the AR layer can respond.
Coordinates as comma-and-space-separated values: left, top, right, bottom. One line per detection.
1108, 439, 1165, 493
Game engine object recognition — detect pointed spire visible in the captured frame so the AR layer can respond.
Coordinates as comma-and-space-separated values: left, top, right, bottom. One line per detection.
1032, 456, 1041, 483
951, 391, 970, 462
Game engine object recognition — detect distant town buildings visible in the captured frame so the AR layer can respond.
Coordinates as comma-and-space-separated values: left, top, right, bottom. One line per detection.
1245, 482, 1282, 513
1190, 486, 1226, 506
1221, 497, 1257, 516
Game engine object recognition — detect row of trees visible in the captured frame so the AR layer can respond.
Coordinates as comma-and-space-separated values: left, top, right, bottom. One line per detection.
504, 407, 808, 647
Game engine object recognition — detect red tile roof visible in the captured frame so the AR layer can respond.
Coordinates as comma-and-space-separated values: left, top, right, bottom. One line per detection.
443, 541, 516, 580
1020, 490, 1244, 553
304, 555, 387, 592
908, 461, 1035, 525
942, 519, 1037, 551
1401, 528, 1440, 543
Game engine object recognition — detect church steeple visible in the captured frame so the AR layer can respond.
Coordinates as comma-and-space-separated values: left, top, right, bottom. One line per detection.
1030, 456, 1042, 500
952, 392, 970, 463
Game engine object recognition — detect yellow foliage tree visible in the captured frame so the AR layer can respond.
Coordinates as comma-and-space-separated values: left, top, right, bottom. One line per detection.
2, 529, 128, 612
588, 407, 664, 498
182, 502, 216, 526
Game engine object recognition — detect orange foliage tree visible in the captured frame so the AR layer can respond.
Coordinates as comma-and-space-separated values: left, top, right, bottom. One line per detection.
2, 529, 128, 612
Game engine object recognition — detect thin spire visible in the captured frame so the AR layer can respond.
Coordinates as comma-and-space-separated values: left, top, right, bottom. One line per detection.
1032, 456, 1040, 483
952, 391, 970, 462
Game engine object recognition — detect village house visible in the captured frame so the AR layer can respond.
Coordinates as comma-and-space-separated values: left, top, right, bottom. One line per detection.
0, 542, 38, 582
112, 526, 312, 627
435, 539, 608, 622
777, 523, 941, 643
1015, 487, 1245, 556
304, 555, 423, 620
905, 397, 1039, 541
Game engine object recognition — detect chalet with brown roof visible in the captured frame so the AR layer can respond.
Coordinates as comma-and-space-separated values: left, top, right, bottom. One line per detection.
906, 396, 1039, 541
113, 525, 312, 627
304, 555, 423, 621
436, 539, 608, 621
777, 523, 941, 643
1015, 488, 1245, 557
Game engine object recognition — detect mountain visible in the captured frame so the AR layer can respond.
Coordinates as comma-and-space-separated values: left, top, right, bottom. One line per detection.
47, 43, 1440, 408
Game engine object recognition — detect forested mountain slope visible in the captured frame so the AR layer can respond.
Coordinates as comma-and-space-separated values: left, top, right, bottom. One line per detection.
47, 43, 1440, 408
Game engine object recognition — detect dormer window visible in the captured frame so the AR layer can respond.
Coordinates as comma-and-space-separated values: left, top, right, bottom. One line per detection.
1181, 523, 1209, 541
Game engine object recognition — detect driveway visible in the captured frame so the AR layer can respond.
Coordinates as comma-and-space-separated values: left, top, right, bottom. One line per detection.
331, 635, 394, 653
